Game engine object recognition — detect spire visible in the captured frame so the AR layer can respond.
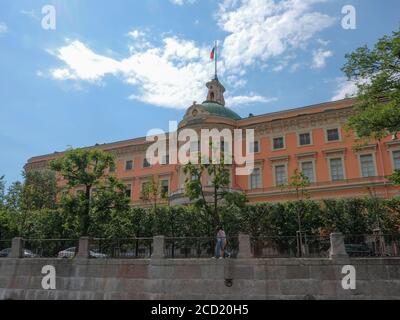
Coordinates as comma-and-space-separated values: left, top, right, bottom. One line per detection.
205, 78, 226, 106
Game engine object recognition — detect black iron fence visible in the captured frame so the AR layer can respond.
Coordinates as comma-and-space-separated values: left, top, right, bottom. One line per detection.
165, 236, 239, 258
2, 232, 400, 259
91, 238, 153, 259
23, 239, 79, 258
344, 234, 400, 257
0, 240, 12, 258
251, 234, 330, 258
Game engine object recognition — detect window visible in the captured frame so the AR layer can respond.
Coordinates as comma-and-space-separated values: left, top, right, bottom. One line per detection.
330, 158, 344, 181
393, 150, 400, 170
161, 180, 169, 198
301, 161, 314, 182
190, 140, 200, 152
161, 154, 169, 165
221, 141, 229, 153
143, 158, 151, 168
125, 160, 133, 171
250, 141, 260, 153
327, 128, 340, 142
299, 133, 311, 146
275, 165, 287, 185
125, 184, 132, 198
109, 165, 116, 173
360, 154, 376, 177
273, 137, 284, 150
250, 168, 261, 189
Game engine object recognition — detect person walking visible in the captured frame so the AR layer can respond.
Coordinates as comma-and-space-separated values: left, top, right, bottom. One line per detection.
214, 227, 231, 259
214, 227, 224, 259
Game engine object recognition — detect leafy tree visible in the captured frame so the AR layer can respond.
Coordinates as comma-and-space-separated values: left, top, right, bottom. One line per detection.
342, 29, 400, 183
22, 169, 57, 211
50, 148, 115, 236
183, 146, 231, 233
0, 175, 5, 209
140, 176, 165, 211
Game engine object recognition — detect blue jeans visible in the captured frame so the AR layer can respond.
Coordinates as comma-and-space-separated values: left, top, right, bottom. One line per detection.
214, 238, 223, 258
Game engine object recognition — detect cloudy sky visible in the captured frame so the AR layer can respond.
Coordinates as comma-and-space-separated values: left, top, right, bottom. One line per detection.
0, 0, 399, 184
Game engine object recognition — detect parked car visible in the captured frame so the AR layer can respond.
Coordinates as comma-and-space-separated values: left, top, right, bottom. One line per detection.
0, 248, 37, 258
57, 247, 107, 259
345, 244, 374, 257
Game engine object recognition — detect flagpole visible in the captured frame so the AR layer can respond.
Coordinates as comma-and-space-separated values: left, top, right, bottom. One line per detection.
214, 40, 218, 80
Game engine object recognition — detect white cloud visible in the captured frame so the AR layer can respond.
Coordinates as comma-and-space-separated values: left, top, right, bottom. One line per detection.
128, 29, 146, 39
20, 9, 40, 21
50, 38, 213, 109
50, 40, 120, 82
170, 0, 197, 5
226, 94, 277, 106
311, 48, 333, 69
331, 77, 358, 101
217, 0, 336, 72
0, 22, 8, 34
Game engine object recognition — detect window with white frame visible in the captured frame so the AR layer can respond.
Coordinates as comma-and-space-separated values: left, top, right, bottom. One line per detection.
393, 150, 400, 170
250, 168, 262, 189
274, 165, 287, 185
326, 128, 340, 142
125, 184, 132, 198
160, 180, 169, 198
273, 137, 284, 150
360, 154, 376, 177
161, 154, 169, 165
125, 160, 133, 171
301, 161, 314, 182
250, 141, 259, 153
299, 133, 311, 146
330, 158, 344, 181
143, 158, 151, 168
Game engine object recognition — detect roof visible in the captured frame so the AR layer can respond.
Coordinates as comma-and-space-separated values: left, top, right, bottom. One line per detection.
201, 101, 241, 120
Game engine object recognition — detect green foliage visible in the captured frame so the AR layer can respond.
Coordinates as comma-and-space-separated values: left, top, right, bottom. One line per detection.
50, 148, 116, 235
22, 169, 57, 211
0, 175, 5, 209
343, 28, 400, 140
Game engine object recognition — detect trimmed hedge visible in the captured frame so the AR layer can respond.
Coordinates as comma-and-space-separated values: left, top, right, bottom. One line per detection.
0, 197, 399, 240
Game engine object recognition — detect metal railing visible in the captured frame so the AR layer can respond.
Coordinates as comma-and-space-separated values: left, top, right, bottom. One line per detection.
23, 239, 79, 258
344, 234, 400, 257
165, 236, 239, 258
3, 232, 400, 259
90, 238, 153, 259
0, 240, 12, 258
251, 234, 330, 258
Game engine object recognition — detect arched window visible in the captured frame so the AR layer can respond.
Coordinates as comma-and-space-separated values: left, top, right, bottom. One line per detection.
210, 92, 215, 100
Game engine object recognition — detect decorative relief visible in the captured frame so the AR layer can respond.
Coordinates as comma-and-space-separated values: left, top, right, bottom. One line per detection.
252, 108, 353, 137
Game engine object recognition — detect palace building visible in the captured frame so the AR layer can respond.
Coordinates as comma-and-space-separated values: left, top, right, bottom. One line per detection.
25, 77, 400, 205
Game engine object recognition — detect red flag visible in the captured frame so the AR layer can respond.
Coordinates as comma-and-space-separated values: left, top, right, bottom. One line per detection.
210, 46, 215, 60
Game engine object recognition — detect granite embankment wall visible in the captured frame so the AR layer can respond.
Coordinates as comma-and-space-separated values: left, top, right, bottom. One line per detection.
1, 257, 400, 300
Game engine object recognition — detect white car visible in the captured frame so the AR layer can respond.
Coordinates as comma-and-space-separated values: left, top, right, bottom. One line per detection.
57, 247, 107, 259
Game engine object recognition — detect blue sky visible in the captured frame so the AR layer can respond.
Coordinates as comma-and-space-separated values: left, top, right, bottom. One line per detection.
0, 0, 399, 185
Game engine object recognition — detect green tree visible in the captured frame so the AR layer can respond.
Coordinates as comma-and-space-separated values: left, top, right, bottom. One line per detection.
342, 29, 400, 183
183, 143, 231, 233
140, 176, 165, 211
22, 169, 57, 211
0, 175, 5, 209
50, 148, 115, 236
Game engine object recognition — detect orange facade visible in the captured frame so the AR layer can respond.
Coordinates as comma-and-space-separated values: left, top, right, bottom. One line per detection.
25, 79, 400, 205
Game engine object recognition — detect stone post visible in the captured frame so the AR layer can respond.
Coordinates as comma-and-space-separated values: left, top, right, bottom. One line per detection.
10, 237, 24, 258
329, 232, 348, 259
237, 233, 252, 259
151, 236, 165, 259
77, 237, 91, 259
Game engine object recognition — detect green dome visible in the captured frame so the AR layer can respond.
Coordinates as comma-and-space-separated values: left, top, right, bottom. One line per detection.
201, 101, 241, 120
